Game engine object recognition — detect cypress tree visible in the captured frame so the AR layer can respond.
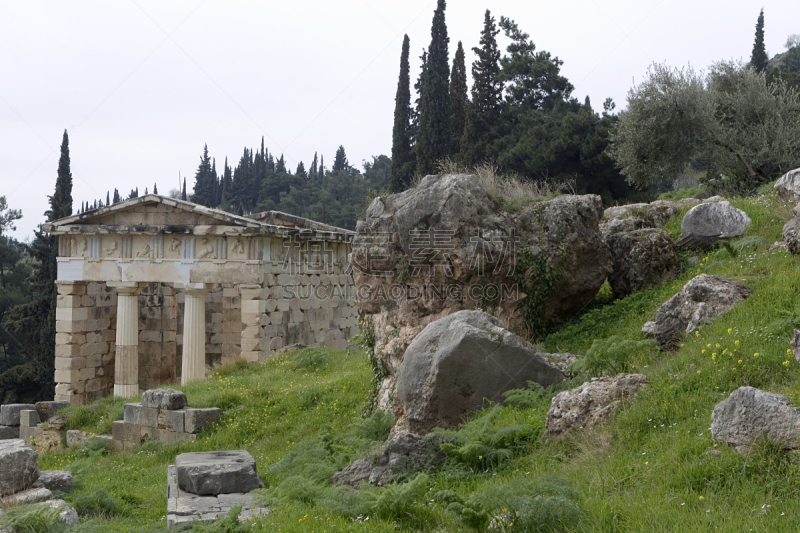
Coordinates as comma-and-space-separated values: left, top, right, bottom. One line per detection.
7, 130, 73, 400
751, 9, 768, 73
113, 189, 120, 203
106, 191, 110, 205
390, 35, 415, 193
333, 145, 349, 173
460, 9, 502, 165
416, 0, 450, 176
181, 179, 186, 201
295, 161, 306, 178
191, 144, 214, 205
310, 152, 319, 179
318, 155, 325, 179
153, 183, 158, 195
449, 41, 468, 156
276, 154, 286, 174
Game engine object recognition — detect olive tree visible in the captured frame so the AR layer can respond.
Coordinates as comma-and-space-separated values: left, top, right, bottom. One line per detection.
609, 61, 800, 193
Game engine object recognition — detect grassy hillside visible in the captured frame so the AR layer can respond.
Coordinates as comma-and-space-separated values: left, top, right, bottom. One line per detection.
7, 192, 800, 532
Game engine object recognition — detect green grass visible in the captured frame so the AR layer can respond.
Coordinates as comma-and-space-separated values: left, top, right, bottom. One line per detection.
27, 193, 800, 532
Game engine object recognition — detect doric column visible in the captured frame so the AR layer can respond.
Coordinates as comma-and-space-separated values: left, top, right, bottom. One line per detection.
108, 282, 142, 398
180, 284, 212, 384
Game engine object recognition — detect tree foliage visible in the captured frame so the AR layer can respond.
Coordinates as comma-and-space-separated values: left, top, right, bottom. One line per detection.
390, 35, 415, 193
751, 9, 768, 73
416, 0, 450, 176
609, 62, 800, 192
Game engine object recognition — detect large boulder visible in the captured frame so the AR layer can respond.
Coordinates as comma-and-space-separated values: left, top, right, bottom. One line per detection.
545, 374, 648, 439
175, 450, 264, 496
352, 174, 610, 410
0, 439, 39, 496
676, 201, 751, 248
606, 229, 680, 298
782, 217, 800, 255
32, 470, 73, 493
642, 274, 752, 345
711, 387, 800, 451
395, 310, 565, 433
774, 167, 800, 202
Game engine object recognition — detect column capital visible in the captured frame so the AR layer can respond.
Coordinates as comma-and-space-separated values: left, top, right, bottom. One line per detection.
107, 281, 143, 296
176, 283, 215, 296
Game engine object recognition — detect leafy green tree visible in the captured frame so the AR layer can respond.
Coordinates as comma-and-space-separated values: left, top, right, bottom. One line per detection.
609, 61, 800, 191
449, 41, 468, 156
751, 9, 768, 73
390, 35, 415, 193
416, 0, 450, 175
459, 10, 501, 165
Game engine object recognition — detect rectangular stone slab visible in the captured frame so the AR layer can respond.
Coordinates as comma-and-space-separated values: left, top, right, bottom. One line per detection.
0, 425, 20, 440
19, 410, 41, 428
0, 404, 37, 426
184, 408, 221, 433
175, 450, 263, 496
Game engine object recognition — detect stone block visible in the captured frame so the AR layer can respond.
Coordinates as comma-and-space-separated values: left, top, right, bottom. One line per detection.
54, 357, 85, 371
5, 487, 52, 505
110, 439, 124, 453
55, 344, 81, 358
55, 320, 86, 333
124, 403, 142, 424
0, 425, 20, 439
19, 410, 41, 428
175, 450, 263, 496
184, 408, 221, 434
141, 425, 156, 442
32, 470, 73, 493
56, 282, 86, 296
66, 430, 92, 448
141, 388, 187, 410
30, 428, 63, 452
79, 367, 96, 381
85, 378, 103, 393
139, 406, 158, 428
1, 404, 38, 426
140, 330, 162, 343
123, 423, 141, 444
158, 410, 185, 433
112, 421, 125, 441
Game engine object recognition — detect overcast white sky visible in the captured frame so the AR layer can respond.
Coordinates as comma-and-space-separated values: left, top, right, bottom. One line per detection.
2, 0, 797, 239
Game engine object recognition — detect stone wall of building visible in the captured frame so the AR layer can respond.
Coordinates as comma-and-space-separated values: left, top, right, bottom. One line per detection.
138, 283, 177, 390
55, 281, 117, 404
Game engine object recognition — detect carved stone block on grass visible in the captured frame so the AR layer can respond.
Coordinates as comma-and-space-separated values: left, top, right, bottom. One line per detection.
175, 450, 264, 496
185, 408, 221, 433
141, 388, 187, 410
0, 404, 37, 426
32, 470, 73, 493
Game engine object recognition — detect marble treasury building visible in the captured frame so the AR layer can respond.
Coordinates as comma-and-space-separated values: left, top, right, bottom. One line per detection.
42, 195, 358, 404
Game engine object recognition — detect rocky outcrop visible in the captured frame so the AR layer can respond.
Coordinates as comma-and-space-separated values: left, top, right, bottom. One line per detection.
606, 229, 680, 298
0, 439, 39, 496
352, 174, 610, 410
676, 201, 751, 249
544, 374, 648, 439
395, 310, 565, 433
774, 167, 800, 202
333, 431, 448, 488
642, 274, 753, 345
782, 217, 800, 254
600, 198, 699, 237
711, 387, 800, 451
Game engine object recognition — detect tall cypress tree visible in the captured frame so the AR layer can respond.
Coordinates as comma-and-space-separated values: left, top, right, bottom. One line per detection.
181, 179, 187, 201
390, 35, 415, 193
460, 9, 502, 165
7, 130, 72, 400
751, 8, 768, 73
416, 0, 450, 176
449, 41, 468, 156
318, 155, 325, 179
310, 152, 319, 179
191, 144, 214, 205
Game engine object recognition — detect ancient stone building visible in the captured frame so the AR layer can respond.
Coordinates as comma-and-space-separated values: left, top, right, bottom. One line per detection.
42, 195, 357, 404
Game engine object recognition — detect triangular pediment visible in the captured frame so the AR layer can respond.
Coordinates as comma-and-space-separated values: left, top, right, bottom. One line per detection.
44, 195, 262, 232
